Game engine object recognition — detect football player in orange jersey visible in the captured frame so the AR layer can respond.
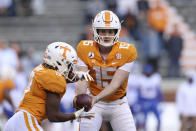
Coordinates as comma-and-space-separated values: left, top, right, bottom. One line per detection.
0, 66, 16, 117
75, 10, 137, 131
4, 42, 94, 131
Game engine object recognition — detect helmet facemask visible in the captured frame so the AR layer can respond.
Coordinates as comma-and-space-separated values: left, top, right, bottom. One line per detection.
61, 60, 78, 82
94, 28, 119, 47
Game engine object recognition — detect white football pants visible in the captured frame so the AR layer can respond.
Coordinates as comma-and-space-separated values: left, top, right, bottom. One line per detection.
79, 97, 136, 131
4, 110, 43, 131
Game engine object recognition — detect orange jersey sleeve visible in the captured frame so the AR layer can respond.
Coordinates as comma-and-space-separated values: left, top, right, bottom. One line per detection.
0, 80, 15, 104
77, 41, 137, 101
18, 64, 66, 124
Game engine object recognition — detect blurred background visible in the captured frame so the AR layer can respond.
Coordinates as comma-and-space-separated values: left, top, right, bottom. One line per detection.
0, 0, 196, 130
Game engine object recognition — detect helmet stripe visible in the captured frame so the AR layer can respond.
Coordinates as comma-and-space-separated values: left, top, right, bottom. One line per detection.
105, 11, 110, 26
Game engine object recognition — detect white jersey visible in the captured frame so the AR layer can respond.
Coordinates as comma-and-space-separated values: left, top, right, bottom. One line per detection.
176, 81, 196, 116
138, 73, 161, 99
127, 74, 140, 105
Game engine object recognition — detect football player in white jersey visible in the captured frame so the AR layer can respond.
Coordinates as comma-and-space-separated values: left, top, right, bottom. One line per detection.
74, 10, 137, 131
137, 64, 163, 131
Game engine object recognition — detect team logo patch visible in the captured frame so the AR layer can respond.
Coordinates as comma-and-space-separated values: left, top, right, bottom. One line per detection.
116, 53, 121, 60
88, 52, 94, 58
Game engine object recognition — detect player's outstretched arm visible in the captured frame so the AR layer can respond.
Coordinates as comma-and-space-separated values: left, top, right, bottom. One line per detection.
92, 69, 130, 105
46, 90, 94, 122
46, 91, 75, 122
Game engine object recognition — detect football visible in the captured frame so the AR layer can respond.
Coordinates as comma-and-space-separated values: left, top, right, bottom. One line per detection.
74, 94, 92, 112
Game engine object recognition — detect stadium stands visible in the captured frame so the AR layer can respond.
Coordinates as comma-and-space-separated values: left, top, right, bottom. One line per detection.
0, 0, 86, 51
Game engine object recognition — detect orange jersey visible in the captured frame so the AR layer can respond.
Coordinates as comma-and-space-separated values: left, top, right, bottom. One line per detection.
18, 64, 66, 124
77, 40, 137, 101
0, 80, 14, 104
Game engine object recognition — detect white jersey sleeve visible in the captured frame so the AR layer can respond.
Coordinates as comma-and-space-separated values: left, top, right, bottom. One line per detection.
119, 61, 134, 72
77, 57, 88, 67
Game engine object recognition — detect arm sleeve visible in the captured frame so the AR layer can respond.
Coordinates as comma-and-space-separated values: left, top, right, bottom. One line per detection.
127, 44, 137, 63
78, 57, 87, 67
119, 61, 135, 72
43, 80, 65, 94
37, 71, 66, 94
76, 41, 85, 62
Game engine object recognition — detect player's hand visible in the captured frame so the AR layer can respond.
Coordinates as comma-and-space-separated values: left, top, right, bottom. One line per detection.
74, 107, 95, 119
75, 70, 94, 81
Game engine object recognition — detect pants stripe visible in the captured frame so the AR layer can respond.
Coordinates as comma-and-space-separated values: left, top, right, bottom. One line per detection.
23, 112, 32, 131
31, 116, 40, 131
79, 118, 82, 131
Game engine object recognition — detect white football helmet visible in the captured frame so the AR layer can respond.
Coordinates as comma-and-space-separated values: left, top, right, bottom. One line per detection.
43, 42, 78, 82
92, 10, 121, 47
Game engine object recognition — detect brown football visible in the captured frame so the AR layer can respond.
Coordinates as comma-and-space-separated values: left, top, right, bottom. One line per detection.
74, 94, 92, 112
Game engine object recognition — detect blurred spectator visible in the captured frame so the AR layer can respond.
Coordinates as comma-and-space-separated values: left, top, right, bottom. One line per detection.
176, 71, 196, 131
10, 41, 21, 57
137, 12, 162, 71
80, 24, 94, 41
140, 27, 163, 72
11, 56, 27, 108
21, 47, 37, 77
147, 0, 167, 42
0, 41, 19, 70
165, 24, 183, 77
119, 26, 135, 44
117, 0, 138, 17
137, 0, 149, 14
0, 66, 16, 129
19, 0, 32, 16
105, 0, 117, 13
0, 42, 3, 49
7, 0, 16, 16
0, 0, 13, 16
84, 0, 106, 24
137, 64, 163, 131
123, 9, 140, 40
31, 0, 45, 15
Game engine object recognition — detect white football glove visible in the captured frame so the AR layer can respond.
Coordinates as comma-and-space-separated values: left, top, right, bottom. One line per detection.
74, 107, 95, 119
75, 70, 94, 81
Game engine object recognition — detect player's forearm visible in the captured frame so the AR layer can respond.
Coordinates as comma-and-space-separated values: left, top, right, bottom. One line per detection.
48, 112, 75, 122
96, 81, 119, 101
75, 80, 88, 95
96, 69, 129, 102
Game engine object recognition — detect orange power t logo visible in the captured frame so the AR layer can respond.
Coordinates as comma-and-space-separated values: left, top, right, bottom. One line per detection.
60, 46, 71, 58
